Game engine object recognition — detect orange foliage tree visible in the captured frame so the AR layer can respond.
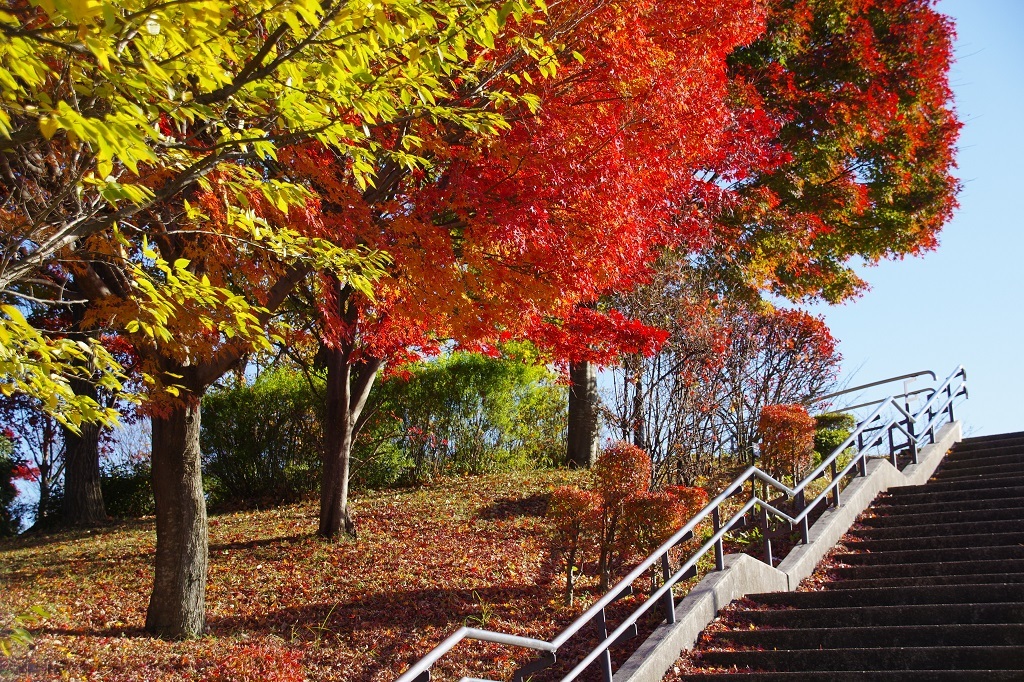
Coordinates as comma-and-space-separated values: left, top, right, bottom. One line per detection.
44, 0, 559, 639
758, 403, 817, 483
284, 0, 774, 539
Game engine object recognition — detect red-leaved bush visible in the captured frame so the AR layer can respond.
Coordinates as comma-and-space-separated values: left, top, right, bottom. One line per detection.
548, 443, 710, 602
664, 485, 710, 517
618, 492, 684, 561
548, 486, 601, 606
758, 404, 816, 482
593, 442, 652, 588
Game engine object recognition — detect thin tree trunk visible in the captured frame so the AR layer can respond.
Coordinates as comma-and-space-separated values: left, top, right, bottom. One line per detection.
564, 545, 577, 606
631, 357, 645, 451
566, 360, 599, 468
318, 345, 381, 539
145, 399, 207, 638
61, 378, 106, 526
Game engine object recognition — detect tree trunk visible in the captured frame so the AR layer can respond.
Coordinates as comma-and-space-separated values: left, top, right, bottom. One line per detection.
566, 360, 599, 468
145, 399, 207, 638
631, 358, 646, 451
61, 378, 106, 526
318, 345, 381, 539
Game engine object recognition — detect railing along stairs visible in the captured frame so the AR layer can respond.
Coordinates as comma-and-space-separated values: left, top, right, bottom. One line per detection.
395, 365, 969, 682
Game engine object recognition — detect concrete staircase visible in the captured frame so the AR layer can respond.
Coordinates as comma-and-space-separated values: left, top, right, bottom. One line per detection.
675, 431, 1024, 680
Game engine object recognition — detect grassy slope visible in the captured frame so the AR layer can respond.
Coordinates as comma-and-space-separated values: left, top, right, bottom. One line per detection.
1, 470, 600, 682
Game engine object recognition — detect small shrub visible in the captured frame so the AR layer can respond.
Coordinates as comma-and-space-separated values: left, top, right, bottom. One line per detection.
548, 486, 600, 605
101, 459, 154, 518
201, 367, 323, 509
593, 442, 652, 588
593, 442, 652, 508
813, 411, 856, 464
758, 404, 816, 483
618, 492, 684, 561
664, 485, 710, 517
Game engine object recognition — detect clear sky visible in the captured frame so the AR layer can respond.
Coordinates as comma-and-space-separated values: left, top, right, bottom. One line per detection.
805, 0, 1024, 438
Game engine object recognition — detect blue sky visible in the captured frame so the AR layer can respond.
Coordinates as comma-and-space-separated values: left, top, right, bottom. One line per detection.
806, 0, 1024, 437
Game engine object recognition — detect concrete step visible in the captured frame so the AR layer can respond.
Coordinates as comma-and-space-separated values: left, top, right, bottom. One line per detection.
749, 584, 1024, 609
674, 672, 1024, 681
850, 518, 1024, 540
831, 558, 1024, 580
943, 442, 1024, 462
859, 507, 1024, 527
874, 486, 1024, 505
956, 431, 1024, 448
740, 602, 1024, 628
843, 531, 1024, 552
863, 496, 1024, 516
696, 645, 1024, 671
931, 469, 1024, 487
829, 572, 1024, 590
934, 458, 1024, 477
888, 475, 1024, 495
835, 545, 1024, 566
711, 623, 1024, 649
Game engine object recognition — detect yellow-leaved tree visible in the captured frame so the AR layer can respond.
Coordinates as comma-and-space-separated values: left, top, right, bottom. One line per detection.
0, 0, 554, 638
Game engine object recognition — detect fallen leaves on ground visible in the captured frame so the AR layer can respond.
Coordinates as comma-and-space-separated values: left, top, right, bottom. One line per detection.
0, 470, 617, 681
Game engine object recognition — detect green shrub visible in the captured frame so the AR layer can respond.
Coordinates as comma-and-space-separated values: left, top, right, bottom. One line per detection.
101, 459, 154, 518
201, 367, 324, 509
355, 348, 566, 486
813, 411, 856, 464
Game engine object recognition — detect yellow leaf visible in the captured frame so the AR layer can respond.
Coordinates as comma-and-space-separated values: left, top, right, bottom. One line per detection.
38, 116, 59, 140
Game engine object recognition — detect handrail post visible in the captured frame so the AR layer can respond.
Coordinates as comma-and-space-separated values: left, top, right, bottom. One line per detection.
907, 414, 918, 465
830, 459, 840, 507
660, 554, 676, 623
761, 505, 773, 566
946, 384, 955, 422
795, 490, 809, 544
712, 507, 724, 571
596, 609, 613, 682
888, 424, 898, 467
857, 433, 867, 476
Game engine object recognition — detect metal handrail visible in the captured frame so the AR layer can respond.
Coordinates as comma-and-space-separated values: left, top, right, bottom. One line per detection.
842, 387, 936, 413
810, 369, 937, 404
396, 365, 968, 682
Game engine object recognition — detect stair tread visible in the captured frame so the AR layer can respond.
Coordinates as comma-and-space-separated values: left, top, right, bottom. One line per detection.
843, 530, 1024, 551
832, 558, 1024, 579
850, 518, 1024, 539
673, 673, 1024, 681
829, 572, 1024, 589
712, 623, 1024, 648
697, 645, 1024, 671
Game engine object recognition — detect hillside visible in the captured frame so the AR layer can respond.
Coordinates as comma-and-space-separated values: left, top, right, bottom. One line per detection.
1, 470, 597, 681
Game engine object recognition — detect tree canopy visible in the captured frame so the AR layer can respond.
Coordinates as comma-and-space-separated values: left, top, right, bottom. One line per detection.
0, 0, 551, 424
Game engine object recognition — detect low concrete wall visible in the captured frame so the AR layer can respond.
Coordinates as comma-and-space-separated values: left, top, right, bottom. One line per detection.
613, 421, 962, 682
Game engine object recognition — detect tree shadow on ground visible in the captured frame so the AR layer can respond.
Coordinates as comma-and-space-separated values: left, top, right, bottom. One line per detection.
208, 534, 308, 553
476, 492, 549, 520
208, 583, 555, 675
